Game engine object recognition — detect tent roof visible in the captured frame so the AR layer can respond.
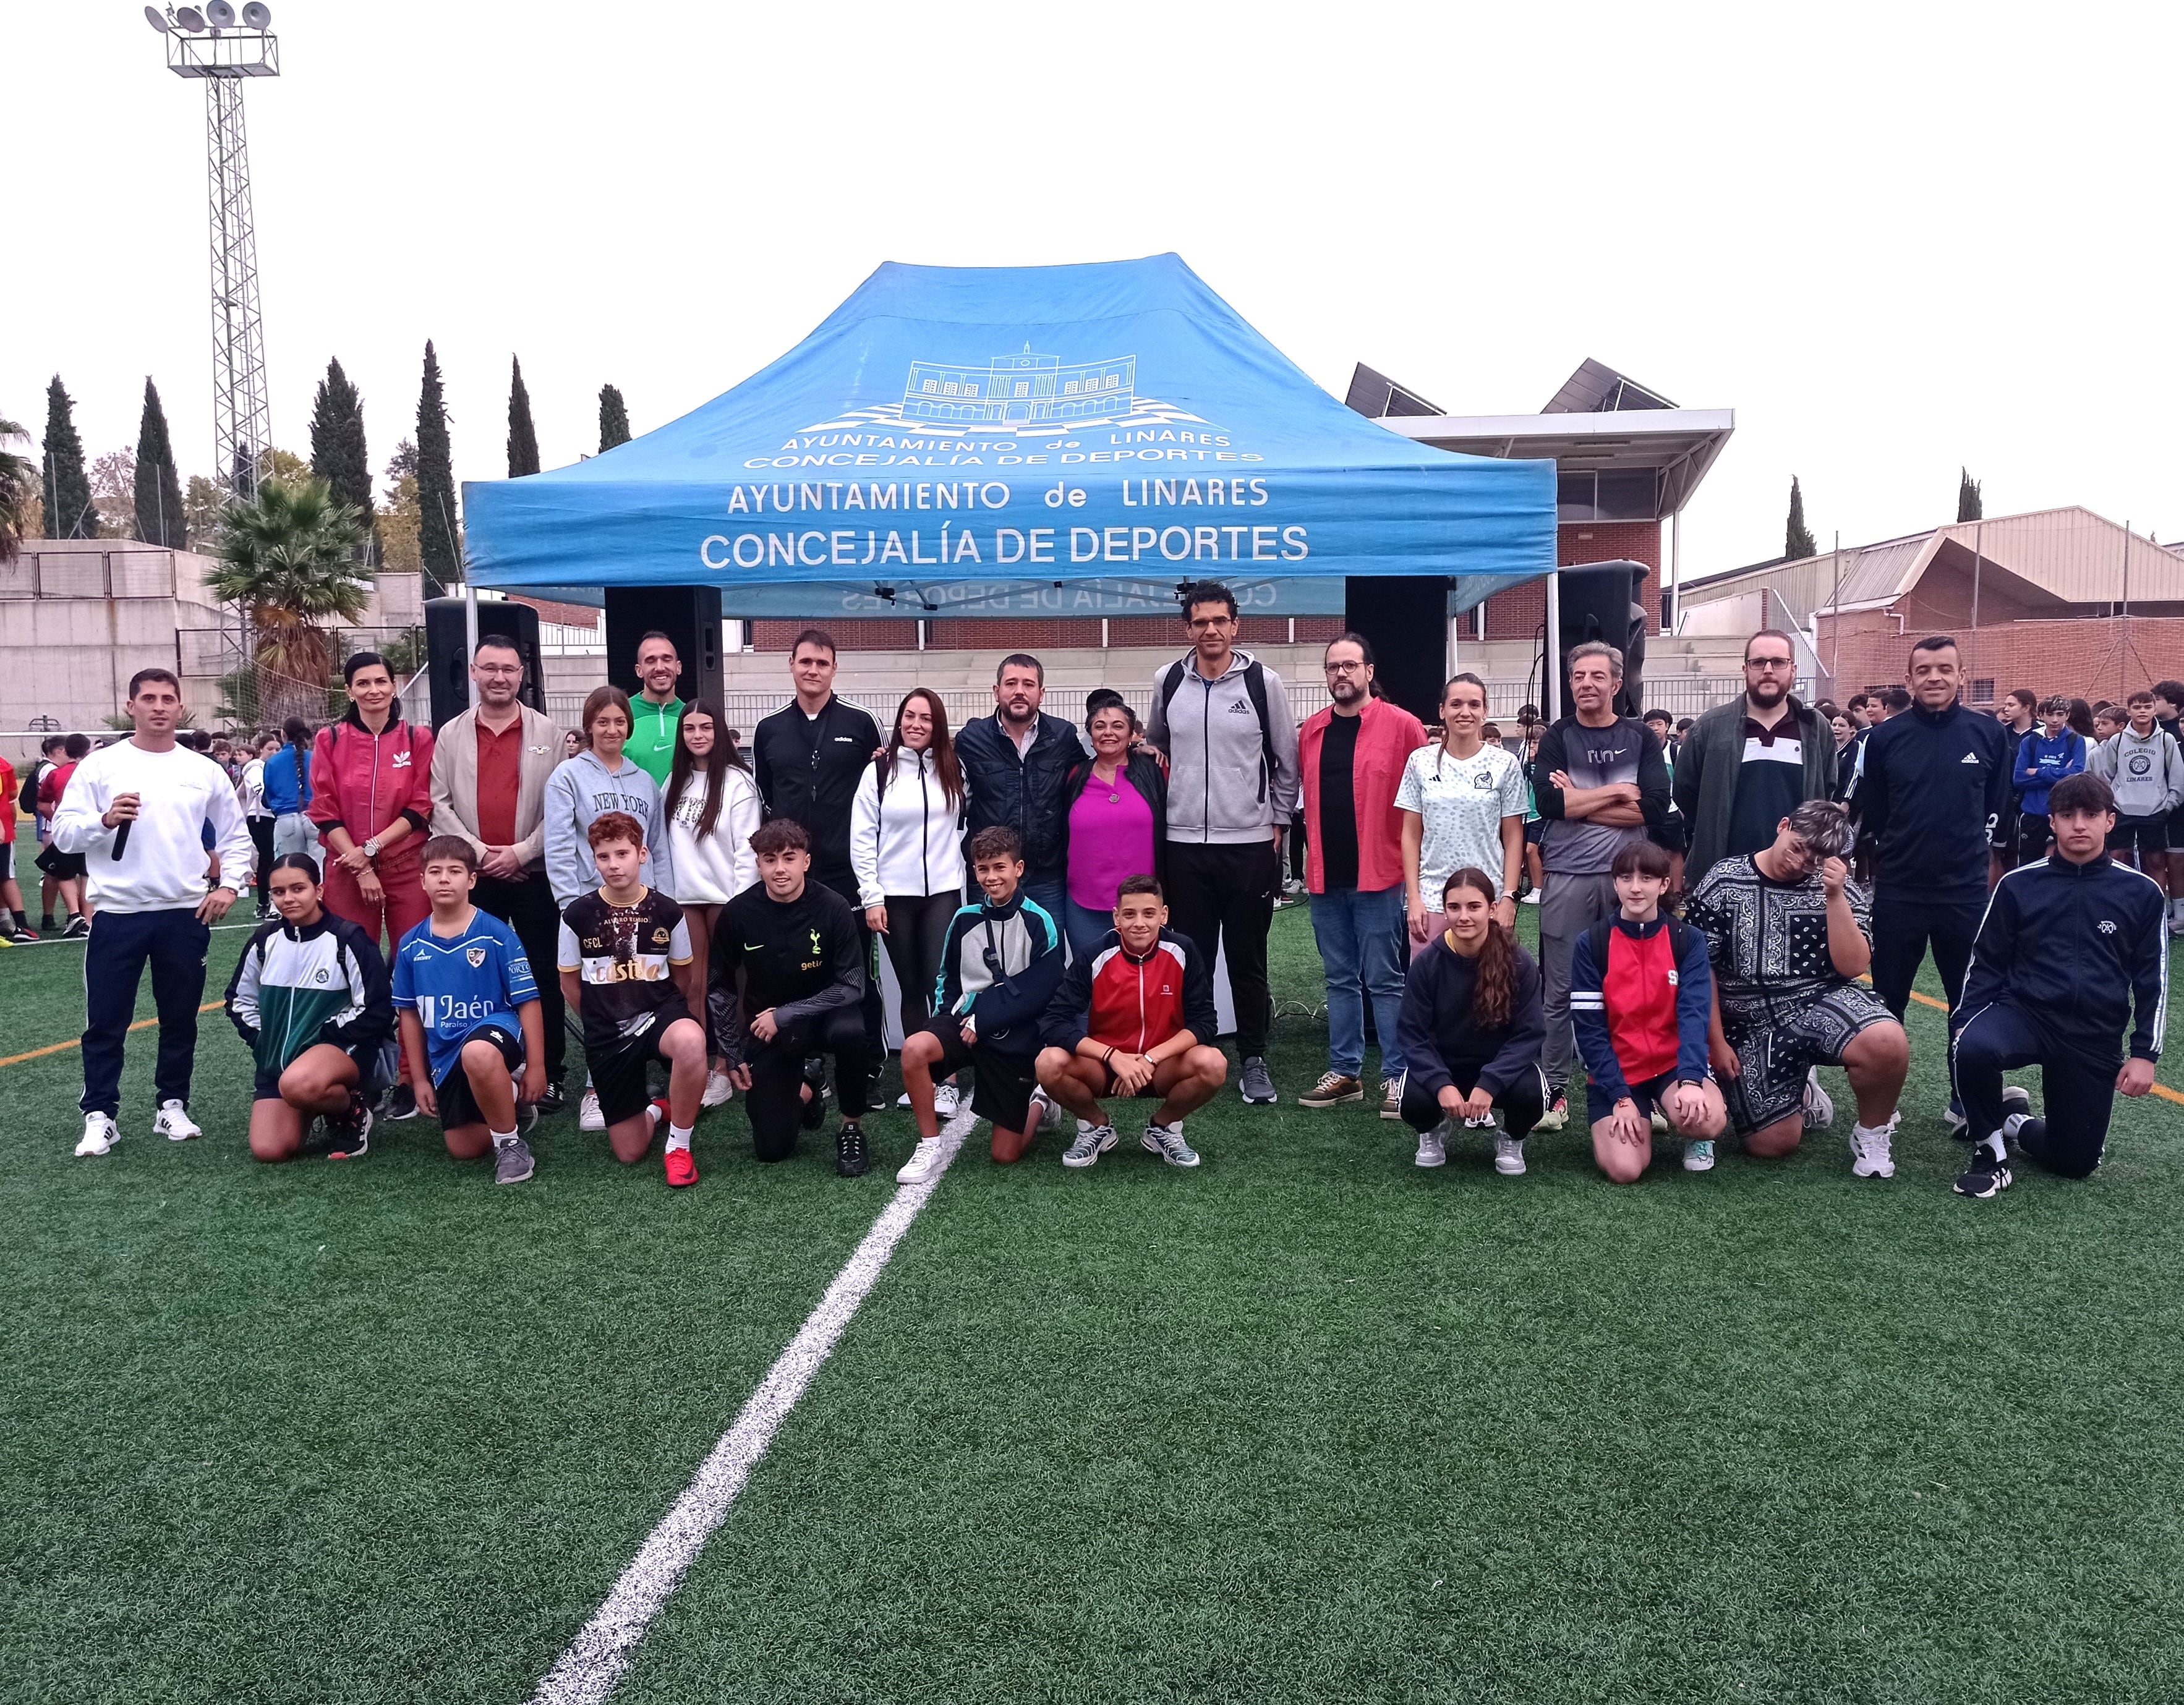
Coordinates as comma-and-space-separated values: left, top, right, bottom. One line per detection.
462, 254, 1555, 618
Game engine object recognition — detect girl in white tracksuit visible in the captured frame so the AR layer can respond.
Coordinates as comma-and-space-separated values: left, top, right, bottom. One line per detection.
663, 700, 763, 1099
851, 690, 969, 1060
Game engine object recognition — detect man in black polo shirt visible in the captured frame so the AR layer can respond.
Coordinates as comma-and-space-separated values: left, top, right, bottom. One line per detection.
1673, 628, 1835, 892
1854, 634, 2011, 1134
751, 627, 885, 1076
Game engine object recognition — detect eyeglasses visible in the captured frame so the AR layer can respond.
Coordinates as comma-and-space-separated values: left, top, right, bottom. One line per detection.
1744, 657, 1795, 670
474, 663, 523, 678
1187, 616, 1235, 632
1324, 660, 1367, 674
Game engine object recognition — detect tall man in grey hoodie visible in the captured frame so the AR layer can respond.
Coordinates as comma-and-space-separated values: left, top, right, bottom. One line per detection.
1145, 582, 1300, 1105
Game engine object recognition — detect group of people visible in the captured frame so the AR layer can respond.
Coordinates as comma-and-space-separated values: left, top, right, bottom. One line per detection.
27, 586, 2171, 1202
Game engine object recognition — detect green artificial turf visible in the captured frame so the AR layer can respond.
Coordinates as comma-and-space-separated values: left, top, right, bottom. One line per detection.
4, 885, 2183, 1704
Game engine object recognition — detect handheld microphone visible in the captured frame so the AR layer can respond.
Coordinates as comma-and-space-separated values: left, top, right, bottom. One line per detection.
111, 822, 131, 859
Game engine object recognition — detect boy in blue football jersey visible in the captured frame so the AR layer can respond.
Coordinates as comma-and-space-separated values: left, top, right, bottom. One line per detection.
393, 836, 548, 1183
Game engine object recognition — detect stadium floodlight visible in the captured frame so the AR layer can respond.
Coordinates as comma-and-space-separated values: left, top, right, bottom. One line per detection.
242, 2, 273, 26
174, 6, 205, 28
205, 1, 237, 26
145, 6, 170, 32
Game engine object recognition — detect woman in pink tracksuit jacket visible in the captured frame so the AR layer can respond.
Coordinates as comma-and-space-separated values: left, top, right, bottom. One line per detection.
308, 652, 437, 1091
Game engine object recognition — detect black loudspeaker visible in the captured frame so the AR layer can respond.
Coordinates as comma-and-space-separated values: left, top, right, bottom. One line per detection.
424, 597, 545, 730
1344, 576, 1447, 725
605, 586, 723, 710
1555, 561, 1649, 720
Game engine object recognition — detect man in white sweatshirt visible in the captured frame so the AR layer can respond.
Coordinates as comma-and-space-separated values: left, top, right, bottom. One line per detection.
51, 669, 255, 1157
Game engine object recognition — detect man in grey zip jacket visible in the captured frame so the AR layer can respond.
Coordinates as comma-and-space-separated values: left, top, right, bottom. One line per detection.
1143, 581, 1300, 1105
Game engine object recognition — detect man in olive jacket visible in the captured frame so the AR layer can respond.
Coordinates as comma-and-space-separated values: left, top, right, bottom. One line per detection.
1672, 629, 1836, 890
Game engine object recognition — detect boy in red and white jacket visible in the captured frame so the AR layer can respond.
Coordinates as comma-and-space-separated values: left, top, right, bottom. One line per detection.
1036, 873, 1226, 1170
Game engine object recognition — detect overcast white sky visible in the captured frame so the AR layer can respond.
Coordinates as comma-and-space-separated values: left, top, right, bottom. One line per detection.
9, 2, 2180, 576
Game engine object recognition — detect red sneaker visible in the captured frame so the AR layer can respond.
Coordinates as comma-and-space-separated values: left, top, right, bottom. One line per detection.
664, 1144, 697, 1188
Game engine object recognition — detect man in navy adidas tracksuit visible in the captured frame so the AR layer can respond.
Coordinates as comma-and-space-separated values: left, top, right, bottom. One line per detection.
1950, 772, 2167, 1198
1851, 634, 2011, 1130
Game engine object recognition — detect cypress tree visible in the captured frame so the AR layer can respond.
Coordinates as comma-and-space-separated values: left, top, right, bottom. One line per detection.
507, 355, 540, 478
416, 341, 459, 596
599, 383, 631, 453
309, 357, 373, 519
134, 378, 185, 546
1785, 476, 1816, 561
41, 375, 94, 540
1956, 467, 1982, 522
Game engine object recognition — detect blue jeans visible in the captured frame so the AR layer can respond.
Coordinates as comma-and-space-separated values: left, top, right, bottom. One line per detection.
1015, 872, 1069, 941
1310, 884, 1407, 1080
1062, 895, 1114, 960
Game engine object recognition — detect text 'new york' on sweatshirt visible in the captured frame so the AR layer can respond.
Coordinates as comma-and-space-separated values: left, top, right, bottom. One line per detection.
1854, 700, 2011, 899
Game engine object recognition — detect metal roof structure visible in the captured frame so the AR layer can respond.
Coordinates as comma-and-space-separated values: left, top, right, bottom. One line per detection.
1350, 359, 1733, 519
1678, 507, 2184, 626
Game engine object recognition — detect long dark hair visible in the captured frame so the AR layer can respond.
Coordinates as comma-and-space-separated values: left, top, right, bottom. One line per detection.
281, 716, 312, 765
1443, 866, 1516, 1028
881, 687, 964, 806
2067, 697, 2096, 739
663, 697, 747, 841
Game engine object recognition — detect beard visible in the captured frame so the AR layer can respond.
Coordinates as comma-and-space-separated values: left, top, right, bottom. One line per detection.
1747, 677, 1788, 709
1330, 679, 1363, 705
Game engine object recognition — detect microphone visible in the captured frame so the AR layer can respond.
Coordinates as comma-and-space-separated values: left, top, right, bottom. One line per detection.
111, 821, 130, 859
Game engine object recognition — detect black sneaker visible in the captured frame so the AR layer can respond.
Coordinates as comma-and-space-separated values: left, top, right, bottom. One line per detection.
323, 1094, 373, 1160
1953, 1147, 2013, 1199
800, 1078, 830, 1131
535, 1081, 566, 1118
382, 1083, 419, 1122
64, 914, 91, 938
835, 1120, 871, 1178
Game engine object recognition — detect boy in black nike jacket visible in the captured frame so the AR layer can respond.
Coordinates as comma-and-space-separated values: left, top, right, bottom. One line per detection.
1950, 774, 2167, 1197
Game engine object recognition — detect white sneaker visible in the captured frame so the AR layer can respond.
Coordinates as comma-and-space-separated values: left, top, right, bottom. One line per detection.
1493, 1134, 1527, 1175
1062, 1123, 1118, 1168
894, 1089, 913, 1108
1650, 1108, 1670, 1133
1029, 1086, 1067, 1133
579, 1088, 605, 1131
1379, 1075, 1405, 1121
703, 1070, 735, 1108
1414, 1122, 1448, 1168
75, 1112, 118, 1157
894, 1137, 949, 1185
933, 1081, 962, 1118
1802, 1070, 1835, 1130
1849, 1121, 1896, 1180
153, 1099, 202, 1142
1682, 1138, 1716, 1173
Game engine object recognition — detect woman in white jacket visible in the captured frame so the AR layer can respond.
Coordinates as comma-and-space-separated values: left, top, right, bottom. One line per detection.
663, 699, 763, 1107
852, 689, 968, 1109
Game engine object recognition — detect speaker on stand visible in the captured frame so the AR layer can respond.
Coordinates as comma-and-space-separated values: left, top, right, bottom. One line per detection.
1343, 575, 1448, 725
605, 587, 724, 709
424, 598, 545, 730
1550, 561, 1648, 720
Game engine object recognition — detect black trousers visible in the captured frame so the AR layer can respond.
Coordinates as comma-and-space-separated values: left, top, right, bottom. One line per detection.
1399, 1061, 1545, 1137
878, 891, 957, 1042
1166, 838, 1279, 1058
816, 869, 886, 1063
2015, 812, 2052, 867
474, 871, 568, 1081
744, 1006, 870, 1162
1952, 1000, 2115, 1179
1869, 888, 1982, 1039
247, 816, 276, 910
80, 908, 209, 1116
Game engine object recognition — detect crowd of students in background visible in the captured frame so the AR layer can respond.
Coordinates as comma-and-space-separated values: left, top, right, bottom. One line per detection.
13, 587, 2172, 1207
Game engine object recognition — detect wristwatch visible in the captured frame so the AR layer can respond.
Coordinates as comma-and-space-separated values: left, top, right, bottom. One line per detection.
361, 836, 382, 860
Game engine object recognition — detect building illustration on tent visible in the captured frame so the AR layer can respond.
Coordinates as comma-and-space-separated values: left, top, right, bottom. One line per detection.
902, 347, 1136, 424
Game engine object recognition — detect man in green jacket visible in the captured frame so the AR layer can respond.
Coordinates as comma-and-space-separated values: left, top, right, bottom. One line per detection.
1672, 629, 1836, 890
628, 630, 685, 788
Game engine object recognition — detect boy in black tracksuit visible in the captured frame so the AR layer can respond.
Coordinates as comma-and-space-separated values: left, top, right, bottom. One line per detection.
1852, 643, 2012, 1126
1950, 773, 2167, 1197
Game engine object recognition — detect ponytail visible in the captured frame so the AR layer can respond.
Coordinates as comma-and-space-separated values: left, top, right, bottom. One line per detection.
1442, 866, 1516, 1027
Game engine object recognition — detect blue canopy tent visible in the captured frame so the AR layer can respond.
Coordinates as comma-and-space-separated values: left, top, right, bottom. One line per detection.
461, 253, 1556, 622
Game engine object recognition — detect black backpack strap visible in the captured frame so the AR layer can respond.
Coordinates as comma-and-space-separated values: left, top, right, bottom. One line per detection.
1242, 660, 1273, 804
1159, 660, 1186, 714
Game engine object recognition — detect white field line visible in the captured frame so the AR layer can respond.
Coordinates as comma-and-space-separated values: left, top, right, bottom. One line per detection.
530, 1110, 974, 1705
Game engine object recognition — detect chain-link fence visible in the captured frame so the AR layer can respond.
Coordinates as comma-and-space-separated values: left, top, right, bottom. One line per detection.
177, 624, 429, 736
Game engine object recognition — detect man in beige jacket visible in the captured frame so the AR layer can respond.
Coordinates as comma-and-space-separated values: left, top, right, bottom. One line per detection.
430, 636, 569, 1112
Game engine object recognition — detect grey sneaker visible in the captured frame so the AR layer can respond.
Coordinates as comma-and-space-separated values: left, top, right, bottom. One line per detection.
1239, 1057, 1277, 1105
1142, 1121, 1201, 1168
493, 1136, 535, 1184
1493, 1134, 1527, 1176
1062, 1124, 1119, 1168
1414, 1122, 1447, 1168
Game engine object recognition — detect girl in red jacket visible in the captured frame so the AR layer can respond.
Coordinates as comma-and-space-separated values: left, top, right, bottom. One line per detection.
309, 652, 436, 1113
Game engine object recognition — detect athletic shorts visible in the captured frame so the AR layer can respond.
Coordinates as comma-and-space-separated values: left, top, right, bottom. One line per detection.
916, 1017, 1034, 1133
1524, 819, 1545, 846
2166, 806, 2184, 851
2108, 814, 2169, 859
1597, 1069, 1709, 1121
35, 842, 87, 880
587, 1000, 694, 1126
434, 1023, 525, 1129
1718, 982, 1895, 1136
252, 1042, 380, 1103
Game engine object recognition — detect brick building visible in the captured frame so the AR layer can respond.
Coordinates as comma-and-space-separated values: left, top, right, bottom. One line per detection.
1674, 507, 2184, 707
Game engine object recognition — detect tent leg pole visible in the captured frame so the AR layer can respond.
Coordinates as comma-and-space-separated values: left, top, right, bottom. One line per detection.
1545, 571, 1561, 725
464, 582, 480, 710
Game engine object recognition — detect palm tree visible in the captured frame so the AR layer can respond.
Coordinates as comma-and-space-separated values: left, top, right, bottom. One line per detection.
203, 476, 373, 723
0, 414, 35, 564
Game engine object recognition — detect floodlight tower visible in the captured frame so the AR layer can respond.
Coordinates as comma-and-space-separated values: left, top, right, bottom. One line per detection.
145, 3, 279, 501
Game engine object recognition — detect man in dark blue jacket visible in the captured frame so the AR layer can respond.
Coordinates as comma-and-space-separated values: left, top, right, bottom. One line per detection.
1950, 773, 2168, 1198
1850, 635, 2012, 1131
955, 653, 1083, 927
